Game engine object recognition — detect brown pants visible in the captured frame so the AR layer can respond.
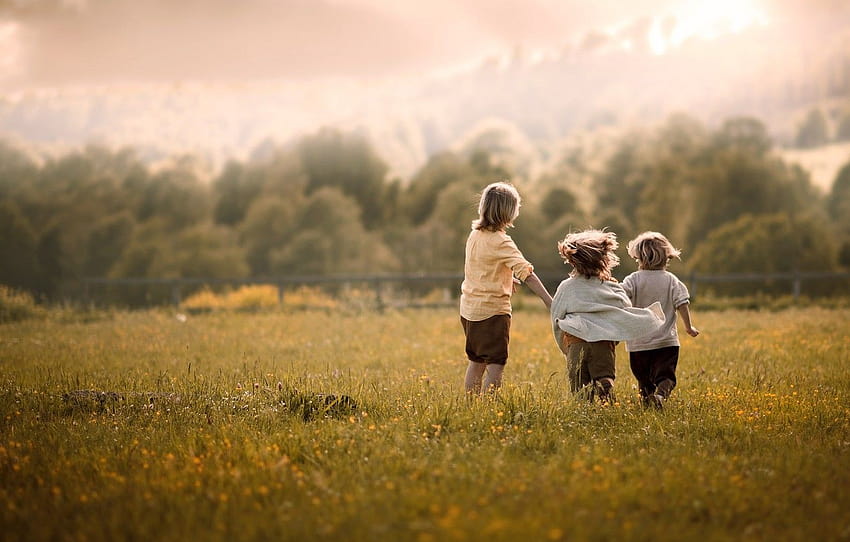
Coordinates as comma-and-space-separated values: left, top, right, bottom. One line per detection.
563, 340, 616, 394
460, 314, 511, 365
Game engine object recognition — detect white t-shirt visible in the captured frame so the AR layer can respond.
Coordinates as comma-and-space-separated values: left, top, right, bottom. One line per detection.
622, 270, 690, 352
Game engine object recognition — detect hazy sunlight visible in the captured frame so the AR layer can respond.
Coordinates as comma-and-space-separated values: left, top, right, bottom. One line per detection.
650, 0, 770, 54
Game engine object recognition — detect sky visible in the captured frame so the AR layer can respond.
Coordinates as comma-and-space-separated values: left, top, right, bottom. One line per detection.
0, 0, 814, 89
1, 0, 848, 180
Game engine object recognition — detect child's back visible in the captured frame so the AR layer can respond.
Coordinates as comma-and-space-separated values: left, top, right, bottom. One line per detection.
622, 269, 689, 352
551, 275, 662, 345
622, 231, 699, 408
460, 228, 532, 321
550, 229, 663, 401
459, 182, 552, 395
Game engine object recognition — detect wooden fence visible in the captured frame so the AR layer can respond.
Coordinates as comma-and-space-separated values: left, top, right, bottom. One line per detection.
79, 271, 850, 308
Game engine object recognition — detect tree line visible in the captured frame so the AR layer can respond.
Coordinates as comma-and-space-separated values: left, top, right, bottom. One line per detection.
1, 114, 849, 305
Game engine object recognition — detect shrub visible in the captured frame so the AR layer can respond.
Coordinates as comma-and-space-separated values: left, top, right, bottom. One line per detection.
181, 284, 338, 311
0, 285, 45, 323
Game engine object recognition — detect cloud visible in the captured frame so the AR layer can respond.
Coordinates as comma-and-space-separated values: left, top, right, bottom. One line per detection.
2, 0, 487, 86
1, 0, 847, 89
0, 0, 692, 88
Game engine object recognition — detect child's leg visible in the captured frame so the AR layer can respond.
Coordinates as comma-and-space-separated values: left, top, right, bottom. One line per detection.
482, 363, 505, 393
461, 314, 510, 394
629, 350, 656, 400
650, 346, 679, 399
587, 341, 617, 403
464, 361, 487, 393
565, 345, 590, 393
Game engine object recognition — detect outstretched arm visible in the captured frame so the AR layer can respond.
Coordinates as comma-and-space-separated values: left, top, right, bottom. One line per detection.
676, 302, 699, 337
524, 272, 552, 311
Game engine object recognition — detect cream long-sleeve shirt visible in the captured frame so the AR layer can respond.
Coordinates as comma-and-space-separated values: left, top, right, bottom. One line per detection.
460, 229, 533, 321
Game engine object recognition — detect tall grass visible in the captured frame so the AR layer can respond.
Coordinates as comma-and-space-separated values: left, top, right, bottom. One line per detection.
1, 306, 849, 541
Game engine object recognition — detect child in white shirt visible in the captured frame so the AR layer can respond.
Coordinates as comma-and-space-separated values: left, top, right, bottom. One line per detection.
622, 231, 699, 409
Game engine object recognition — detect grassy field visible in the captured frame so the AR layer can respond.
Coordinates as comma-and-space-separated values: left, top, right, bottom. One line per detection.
1, 304, 849, 541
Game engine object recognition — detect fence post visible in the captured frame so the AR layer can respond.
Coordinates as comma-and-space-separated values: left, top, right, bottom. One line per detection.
171, 282, 181, 306
792, 271, 801, 301
373, 278, 384, 312
277, 282, 285, 305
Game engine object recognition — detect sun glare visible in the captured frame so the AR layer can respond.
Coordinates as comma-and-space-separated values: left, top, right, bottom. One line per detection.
0, 21, 22, 80
649, 0, 769, 54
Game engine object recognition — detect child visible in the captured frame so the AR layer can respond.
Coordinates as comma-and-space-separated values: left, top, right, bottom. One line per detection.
550, 229, 663, 402
460, 182, 552, 394
622, 231, 699, 409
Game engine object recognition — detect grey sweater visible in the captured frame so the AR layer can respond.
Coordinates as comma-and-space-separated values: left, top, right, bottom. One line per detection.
550, 276, 664, 344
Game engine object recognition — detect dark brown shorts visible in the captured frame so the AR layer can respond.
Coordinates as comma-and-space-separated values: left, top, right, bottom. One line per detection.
460, 314, 511, 365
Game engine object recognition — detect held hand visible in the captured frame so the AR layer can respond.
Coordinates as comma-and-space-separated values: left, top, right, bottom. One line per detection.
687, 326, 700, 337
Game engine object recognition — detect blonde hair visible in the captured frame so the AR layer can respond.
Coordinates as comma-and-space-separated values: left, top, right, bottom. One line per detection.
627, 231, 682, 270
473, 182, 521, 232
557, 229, 620, 281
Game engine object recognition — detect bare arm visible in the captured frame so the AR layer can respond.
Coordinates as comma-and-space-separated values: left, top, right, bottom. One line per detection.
524, 272, 552, 311
676, 302, 699, 337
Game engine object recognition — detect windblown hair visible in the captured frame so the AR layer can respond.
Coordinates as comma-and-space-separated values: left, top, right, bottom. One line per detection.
472, 182, 521, 232
557, 229, 620, 281
627, 231, 682, 270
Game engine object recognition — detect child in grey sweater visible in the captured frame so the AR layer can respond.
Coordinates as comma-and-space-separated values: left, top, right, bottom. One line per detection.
622, 231, 699, 409
551, 229, 663, 402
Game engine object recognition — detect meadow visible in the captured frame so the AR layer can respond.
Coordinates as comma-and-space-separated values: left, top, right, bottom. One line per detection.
1, 302, 849, 541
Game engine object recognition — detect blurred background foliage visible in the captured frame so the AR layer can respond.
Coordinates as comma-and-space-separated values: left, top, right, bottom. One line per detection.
1, 113, 848, 305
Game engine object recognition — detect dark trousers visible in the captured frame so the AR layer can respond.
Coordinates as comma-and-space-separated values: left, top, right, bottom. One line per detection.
629, 346, 679, 398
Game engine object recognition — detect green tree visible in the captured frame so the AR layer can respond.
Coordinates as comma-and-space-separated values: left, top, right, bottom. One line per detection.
0, 201, 41, 293
713, 116, 772, 156
828, 161, 850, 267
689, 213, 838, 293
137, 167, 211, 231
400, 152, 477, 225
511, 194, 560, 273
83, 212, 136, 277
35, 223, 70, 300
684, 118, 819, 248
593, 132, 648, 231
212, 162, 262, 226
108, 220, 170, 279
11, 147, 152, 292
239, 197, 298, 275
0, 140, 38, 200
214, 146, 307, 227
269, 187, 398, 275
147, 224, 249, 279
829, 162, 850, 228
420, 182, 480, 272
297, 129, 388, 229
795, 108, 830, 148
632, 115, 709, 244
540, 187, 579, 222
